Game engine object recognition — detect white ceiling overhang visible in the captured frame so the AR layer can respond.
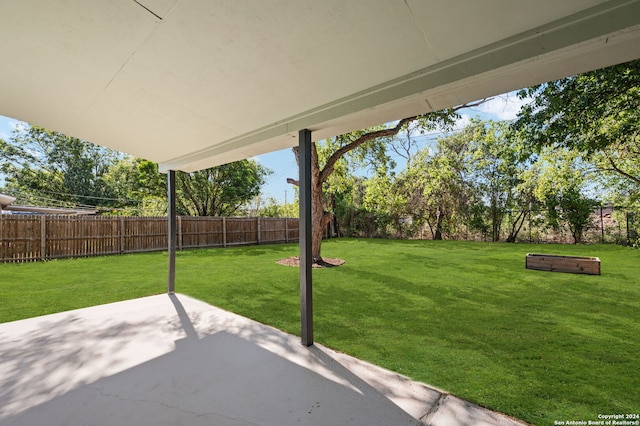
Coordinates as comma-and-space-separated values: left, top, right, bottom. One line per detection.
2, 0, 640, 172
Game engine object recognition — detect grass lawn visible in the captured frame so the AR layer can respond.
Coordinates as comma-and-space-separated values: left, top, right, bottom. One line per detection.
1, 238, 638, 425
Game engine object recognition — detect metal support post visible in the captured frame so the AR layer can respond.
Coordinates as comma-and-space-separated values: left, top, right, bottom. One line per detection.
299, 129, 313, 346
168, 170, 177, 294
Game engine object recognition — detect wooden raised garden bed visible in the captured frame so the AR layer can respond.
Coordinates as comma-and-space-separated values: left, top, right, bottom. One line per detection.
525, 253, 601, 275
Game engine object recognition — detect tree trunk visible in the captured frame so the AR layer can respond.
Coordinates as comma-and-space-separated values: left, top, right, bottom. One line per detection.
310, 144, 333, 262
311, 183, 331, 261
506, 210, 528, 243
433, 209, 444, 240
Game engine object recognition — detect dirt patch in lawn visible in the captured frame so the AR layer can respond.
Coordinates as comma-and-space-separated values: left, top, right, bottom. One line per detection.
276, 256, 345, 268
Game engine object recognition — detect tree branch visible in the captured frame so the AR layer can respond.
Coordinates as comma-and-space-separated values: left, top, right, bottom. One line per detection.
603, 154, 640, 184
317, 99, 488, 184
454, 98, 489, 111
319, 116, 418, 184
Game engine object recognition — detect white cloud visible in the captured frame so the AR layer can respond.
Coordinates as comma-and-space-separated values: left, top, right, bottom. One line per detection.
9, 120, 28, 132
454, 113, 472, 130
0, 118, 27, 140
476, 92, 532, 121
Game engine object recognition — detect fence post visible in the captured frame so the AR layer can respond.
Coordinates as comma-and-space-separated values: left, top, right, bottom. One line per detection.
600, 206, 605, 244
257, 217, 261, 245
285, 218, 289, 243
40, 216, 46, 261
178, 216, 183, 250
119, 217, 125, 253
223, 217, 227, 248
627, 212, 630, 245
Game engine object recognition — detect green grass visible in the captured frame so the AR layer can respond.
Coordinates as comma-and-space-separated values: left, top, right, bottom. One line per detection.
1, 239, 638, 425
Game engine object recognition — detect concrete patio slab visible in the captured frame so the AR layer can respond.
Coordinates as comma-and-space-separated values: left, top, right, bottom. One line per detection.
0, 294, 528, 425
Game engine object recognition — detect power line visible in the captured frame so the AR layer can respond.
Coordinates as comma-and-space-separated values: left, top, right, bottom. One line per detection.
20, 188, 142, 204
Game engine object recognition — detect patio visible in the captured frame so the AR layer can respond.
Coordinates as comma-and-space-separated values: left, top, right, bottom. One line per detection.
0, 294, 526, 426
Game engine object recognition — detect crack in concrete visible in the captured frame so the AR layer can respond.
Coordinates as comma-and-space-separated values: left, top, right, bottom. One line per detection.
418, 392, 447, 426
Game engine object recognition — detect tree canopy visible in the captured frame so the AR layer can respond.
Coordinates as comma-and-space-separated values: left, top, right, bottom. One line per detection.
514, 58, 640, 186
175, 161, 270, 216
1, 124, 270, 216
0, 125, 119, 207
287, 105, 478, 261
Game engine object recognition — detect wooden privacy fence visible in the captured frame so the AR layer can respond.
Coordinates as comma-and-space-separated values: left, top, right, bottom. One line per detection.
0, 215, 303, 263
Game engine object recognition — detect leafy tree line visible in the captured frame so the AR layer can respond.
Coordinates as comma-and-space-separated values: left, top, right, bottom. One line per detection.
0, 125, 271, 216
314, 119, 601, 244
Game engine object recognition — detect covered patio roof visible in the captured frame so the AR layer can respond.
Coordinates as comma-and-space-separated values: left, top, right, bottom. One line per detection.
2, 1, 640, 172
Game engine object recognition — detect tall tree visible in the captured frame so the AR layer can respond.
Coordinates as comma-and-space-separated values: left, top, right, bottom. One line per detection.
544, 186, 597, 244
531, 147, 596, 244
105, 157, 271, 216
1, 124, 271, 216
287, 104, 482, 262
0, 124, 119, 207
103, 157, 167, 215
398, 132, 477, 240
504, 166, 540, 243
176, 160, 270, 216
466, 120, 529, 242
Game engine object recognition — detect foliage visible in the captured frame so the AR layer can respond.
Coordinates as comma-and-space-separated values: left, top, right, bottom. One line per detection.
530, 147, 597, 243
0, 123, 272, 216
175, 160, 271, 216
514, 58, 640, 186
289, 106, 472, 259
544, 187, 598, 244
244, 196, 298, 218
391, 119, 534, 241
0, 125, 120, 207
317, 59, 640, 242
397, 137, 474, 240
102, 157, 166, 215
466, 120, 525, 241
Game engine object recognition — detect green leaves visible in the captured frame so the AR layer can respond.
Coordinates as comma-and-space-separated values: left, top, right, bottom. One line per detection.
1, 124, 120, 207
1, 123, 271, 216
543, 186, 598, 244
514, 59, 640, 186
175, 160, 271, 216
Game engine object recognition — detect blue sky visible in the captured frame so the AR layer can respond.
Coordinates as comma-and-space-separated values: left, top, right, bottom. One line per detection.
0, 92, 529, 203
